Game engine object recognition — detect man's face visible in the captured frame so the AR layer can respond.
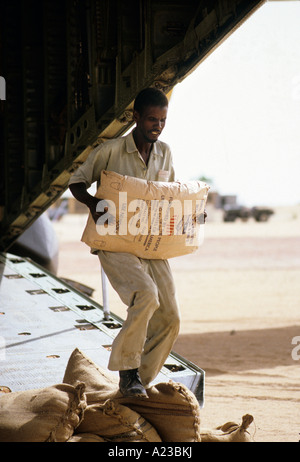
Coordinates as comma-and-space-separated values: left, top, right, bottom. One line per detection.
134, 105, 168, 143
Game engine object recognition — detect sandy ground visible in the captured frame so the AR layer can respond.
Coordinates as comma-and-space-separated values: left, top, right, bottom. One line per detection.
52, 205, 300, 442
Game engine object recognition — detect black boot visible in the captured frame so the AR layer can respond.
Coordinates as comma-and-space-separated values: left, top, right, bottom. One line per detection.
119, 368, 148, 398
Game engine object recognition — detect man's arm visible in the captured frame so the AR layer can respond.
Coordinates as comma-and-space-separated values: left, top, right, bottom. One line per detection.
69, 182, 106, 223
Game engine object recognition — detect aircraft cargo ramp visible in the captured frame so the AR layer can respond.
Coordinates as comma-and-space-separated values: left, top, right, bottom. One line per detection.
0, 251, 205, 406
0, 0, 267, 413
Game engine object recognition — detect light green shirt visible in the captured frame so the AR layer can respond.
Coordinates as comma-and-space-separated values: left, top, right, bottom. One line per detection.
69, 130, 175, 188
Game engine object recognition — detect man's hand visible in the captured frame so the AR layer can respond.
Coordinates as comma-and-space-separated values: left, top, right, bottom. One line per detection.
69, 182, 107, 224
87, 196, 109, 224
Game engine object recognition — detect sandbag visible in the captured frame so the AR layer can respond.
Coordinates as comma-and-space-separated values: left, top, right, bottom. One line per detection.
63, 348, 119, 404
0, 383, 86, 442
77, 399, 162, 443
117, 381, 201, 442
200, 414, 254, 442
63, 349, 201, 442
81, 170, 209, 259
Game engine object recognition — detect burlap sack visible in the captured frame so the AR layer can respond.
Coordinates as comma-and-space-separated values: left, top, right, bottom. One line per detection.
0, 383, 86, 442
63, 350, 201, 442
77, 399, 162, 443
67, 433, 107, 442
63, 348, 120, 403
117, 381, 201, 442
200, 414, 254, 442
81, 170, 209, 259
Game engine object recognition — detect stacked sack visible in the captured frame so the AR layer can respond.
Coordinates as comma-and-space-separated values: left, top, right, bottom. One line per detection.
0, 348, 254, 442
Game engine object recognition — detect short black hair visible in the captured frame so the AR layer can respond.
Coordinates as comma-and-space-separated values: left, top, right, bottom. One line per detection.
134, 87, 168, 115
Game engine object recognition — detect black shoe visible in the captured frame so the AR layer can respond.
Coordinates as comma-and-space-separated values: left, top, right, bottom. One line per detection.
119, 368, 148, 398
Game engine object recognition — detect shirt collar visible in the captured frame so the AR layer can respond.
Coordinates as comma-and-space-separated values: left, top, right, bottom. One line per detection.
125, 130, 163, 157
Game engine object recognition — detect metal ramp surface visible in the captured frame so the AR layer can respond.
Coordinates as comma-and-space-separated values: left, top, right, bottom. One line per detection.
0, 252, 204, 406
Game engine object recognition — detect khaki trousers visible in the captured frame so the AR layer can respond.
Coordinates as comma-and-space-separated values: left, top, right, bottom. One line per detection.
97, 251, 180, 387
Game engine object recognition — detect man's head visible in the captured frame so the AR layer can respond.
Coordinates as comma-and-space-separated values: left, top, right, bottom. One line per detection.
133, 87, 168, 144
134, 87, 169, 115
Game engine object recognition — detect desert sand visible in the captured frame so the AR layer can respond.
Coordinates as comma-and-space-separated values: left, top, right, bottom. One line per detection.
52, 205, 300, 442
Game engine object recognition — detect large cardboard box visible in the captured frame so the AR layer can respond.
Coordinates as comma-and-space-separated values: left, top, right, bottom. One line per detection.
81, 170, 209, 259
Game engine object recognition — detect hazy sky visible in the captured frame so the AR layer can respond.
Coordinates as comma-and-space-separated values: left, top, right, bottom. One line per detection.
161, 1, 300, 206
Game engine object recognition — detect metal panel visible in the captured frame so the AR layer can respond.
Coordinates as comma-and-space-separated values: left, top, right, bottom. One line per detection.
0, 252, 205, 405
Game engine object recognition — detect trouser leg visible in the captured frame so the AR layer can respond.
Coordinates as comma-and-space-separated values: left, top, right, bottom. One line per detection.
97, 251, 180, 385
138, 259, 180, 386
98, 251, 160, 371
